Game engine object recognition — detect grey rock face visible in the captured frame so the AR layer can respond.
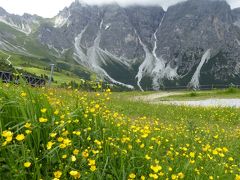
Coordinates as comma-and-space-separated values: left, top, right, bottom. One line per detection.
125, 5, 165, 50
0, 8, 40, 35
1, 0, 240, 90
154, 0, 240, 88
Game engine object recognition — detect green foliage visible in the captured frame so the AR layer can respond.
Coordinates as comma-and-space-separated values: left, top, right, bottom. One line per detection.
224, 87, 239, 94
189, 91, 198, 97
0, 85, 240, 179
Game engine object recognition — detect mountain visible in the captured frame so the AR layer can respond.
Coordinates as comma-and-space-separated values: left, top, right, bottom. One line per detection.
0, 0, 240, 90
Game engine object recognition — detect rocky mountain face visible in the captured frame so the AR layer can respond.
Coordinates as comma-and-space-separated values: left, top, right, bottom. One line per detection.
1, 0, 240, 90
0, 7, 40, 35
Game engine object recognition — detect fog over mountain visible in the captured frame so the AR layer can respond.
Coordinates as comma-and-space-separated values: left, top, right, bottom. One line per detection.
0, 0, 239, 17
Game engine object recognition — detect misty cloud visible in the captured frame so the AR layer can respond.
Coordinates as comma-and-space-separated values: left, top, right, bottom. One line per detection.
80, 0, 240, 10
80, 0, 187, 10
0, 0, 239, 18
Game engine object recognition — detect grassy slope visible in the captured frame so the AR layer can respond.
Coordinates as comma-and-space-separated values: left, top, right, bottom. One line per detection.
23, 67, 83, 84
109, 91, 240, 125
0, 85, 240, 179
0, 22, 94, 84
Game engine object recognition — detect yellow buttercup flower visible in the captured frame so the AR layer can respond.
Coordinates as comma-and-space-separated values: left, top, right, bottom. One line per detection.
172, 174, 178, 180
69, 170, 80, 179
129, 173, 136, 179
73, 149, 79, 155
235, 175, 240, 180
2, 130, 13, 138
39, 117, 48, 123
82, 150, 89, 158
149, 173, 158, 179
54, 110, 59, 115
145, 154, 151, 160
150, 165, 162, 173
62, 154, 67, 159
190, 152, 195, 158
41, 108, 47, 113
16, 134, 25, 141
24, 162, 31, 168
90, 165, 97, 172
47, 141, 55, 150
24, 123, 31, 128
54, 171, 62, 178
88, 159, 95, 166
71, 155, 76, 162
25, 130, 32, 134
178, 172, 185, 179
50, 133, 57, 138
21, 92, 27, 97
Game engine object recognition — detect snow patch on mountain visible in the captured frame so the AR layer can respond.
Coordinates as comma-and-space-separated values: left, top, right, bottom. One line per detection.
135, 14, 179, 91
135, 33, 155, 91
54, 12, 71, 28
74, 21, 134, 89
189, 49, 211, 89
105, 23, 111, 30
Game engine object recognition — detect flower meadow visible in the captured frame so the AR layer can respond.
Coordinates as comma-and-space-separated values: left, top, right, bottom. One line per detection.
0, 83, 240, 180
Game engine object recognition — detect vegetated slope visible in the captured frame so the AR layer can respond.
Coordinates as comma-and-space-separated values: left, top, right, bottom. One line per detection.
0, 84, 240, 179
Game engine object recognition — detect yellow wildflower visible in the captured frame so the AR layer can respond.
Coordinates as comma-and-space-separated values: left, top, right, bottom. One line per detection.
41, 108, 47, 113
21, 92, 27, 97
82, 150, 89, 158
149, 173, 158, 179
209, 176, 214, 180
71, 155, 76, 162
16, 134, 25, 141
24, 123, 31, 128
190, 152, 195, 158
235, 175, 240, 180
178, 172, 184, 179
88, 159, 96, 166
25, 130, 32, 134
24, 162, 31, 168
69, 170, 80, 179
129, 173, 136, 179
171, 174, 177, 180
2, 130, 13, 138
47, 141, 55, 150
39, 117, 48, 123
62, 154, 67, 159
73, 149, 79, 155
54, 171, 62, 178
150, 165, 162, 173
90, 165, 97, 172
145, 154, 151, 160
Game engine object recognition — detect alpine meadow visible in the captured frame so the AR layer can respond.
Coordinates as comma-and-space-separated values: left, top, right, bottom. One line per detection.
1, 0, 240, 180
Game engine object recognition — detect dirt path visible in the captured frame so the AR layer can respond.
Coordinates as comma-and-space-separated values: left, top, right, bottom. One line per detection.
158, 99, 240, 108
0, 50, 12, 65
133, 92, 185, 102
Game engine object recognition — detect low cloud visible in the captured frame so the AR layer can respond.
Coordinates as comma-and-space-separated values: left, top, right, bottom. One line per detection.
80, 0, 187, 10
80, 0, 240, 10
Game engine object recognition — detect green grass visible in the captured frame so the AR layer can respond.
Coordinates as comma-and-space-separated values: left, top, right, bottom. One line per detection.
23, 67, 83, 85
0, 49, 93, 85
156, 88, 240, 101
1, 85, 240, 180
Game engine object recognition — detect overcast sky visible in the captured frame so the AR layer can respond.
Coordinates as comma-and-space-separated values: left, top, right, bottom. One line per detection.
0, 0, 239, 18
